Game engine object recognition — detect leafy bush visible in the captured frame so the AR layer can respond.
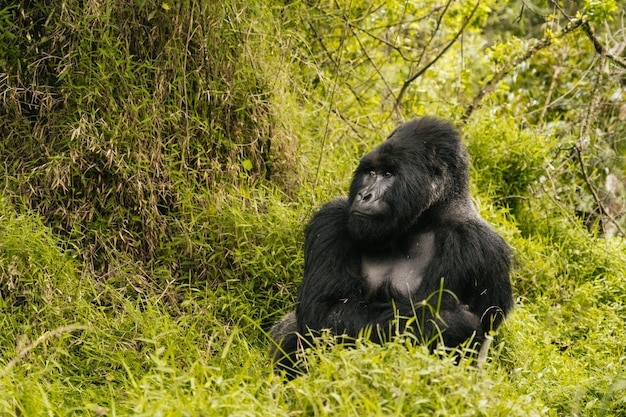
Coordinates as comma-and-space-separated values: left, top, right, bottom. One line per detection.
465, 111, 555, 212
0, 197, 81, 318
0, 0, 299, 275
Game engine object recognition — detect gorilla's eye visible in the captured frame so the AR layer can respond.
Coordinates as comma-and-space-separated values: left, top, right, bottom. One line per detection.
383, 172, 393, 178
369, 170, 377, 177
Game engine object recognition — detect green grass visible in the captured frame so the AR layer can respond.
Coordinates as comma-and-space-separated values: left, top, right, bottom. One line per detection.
1, 187, 625, 416
1, 0, 625, 415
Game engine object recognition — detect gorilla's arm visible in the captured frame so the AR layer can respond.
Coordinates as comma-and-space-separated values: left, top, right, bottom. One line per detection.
296, 199, 483, 346
419, 218, 513, 334
296, 198, 393, 339
273, 199, 390, 378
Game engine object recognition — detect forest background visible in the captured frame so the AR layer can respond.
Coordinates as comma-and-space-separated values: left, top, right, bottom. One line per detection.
0, 0, 625, 415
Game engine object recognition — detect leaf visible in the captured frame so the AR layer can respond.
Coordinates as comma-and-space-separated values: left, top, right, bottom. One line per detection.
242, 159, 253, 171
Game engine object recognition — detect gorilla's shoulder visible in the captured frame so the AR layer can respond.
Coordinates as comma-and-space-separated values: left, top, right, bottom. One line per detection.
317, 197, 350, 211
305, 197, 350, 237
312, 197, 349, 216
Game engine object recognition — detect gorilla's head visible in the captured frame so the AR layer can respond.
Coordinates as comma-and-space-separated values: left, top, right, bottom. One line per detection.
347, 117, 469, 245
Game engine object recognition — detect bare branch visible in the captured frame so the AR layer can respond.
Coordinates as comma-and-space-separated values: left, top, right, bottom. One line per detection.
344, 19, 396, 102
574, 145, 626, 237
305, 15, 347, 190
463, 17, 585, 122
352, 23, 412, 62
581, 21, 626, 70
394, 0, 480, 116
412, 0, 454, 73
538, 65, 562, 128
575, 53, 626, 237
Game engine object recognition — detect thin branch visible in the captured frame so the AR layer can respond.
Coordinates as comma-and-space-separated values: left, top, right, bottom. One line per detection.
538, 64, 562, 128
330, 108, 371, 141
574, 145, 626, 237
522, 55, 598, 118
344, 19, 396, 101
306, 13, 346, 191
393, 0, 479, 116
463, 17, 585, 122
575, 53, 626, 237
581, 21, 626, 70
353, 24, 412, 62
579, 57, 604, 140
412, 0, 454, 75
550, 0, 626, 70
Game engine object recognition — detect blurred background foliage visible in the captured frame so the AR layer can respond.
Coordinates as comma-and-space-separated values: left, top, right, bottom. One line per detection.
0, 0, 625, 415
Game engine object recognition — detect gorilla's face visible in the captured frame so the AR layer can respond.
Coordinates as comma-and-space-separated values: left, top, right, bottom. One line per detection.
347, 117, 468, 246
347, 140, 431, 245
349, 158, 395, 220
347, 163, 397, 245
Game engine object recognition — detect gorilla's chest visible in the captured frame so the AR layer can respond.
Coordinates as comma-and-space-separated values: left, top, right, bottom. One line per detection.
361, 231, 435, 296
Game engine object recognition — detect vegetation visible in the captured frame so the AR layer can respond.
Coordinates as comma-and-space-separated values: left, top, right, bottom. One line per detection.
0, 0, 624, 415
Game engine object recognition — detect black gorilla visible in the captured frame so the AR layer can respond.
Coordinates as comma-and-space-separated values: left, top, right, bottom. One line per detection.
271, 116, 513, 378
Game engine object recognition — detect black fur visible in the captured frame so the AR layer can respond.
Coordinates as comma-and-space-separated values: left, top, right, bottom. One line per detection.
271, 117, 513, 378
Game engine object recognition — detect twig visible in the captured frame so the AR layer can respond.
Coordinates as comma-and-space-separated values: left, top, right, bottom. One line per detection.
344, 19, 396, 102
538, 65, 562, 128
411, 0, 454, 84
352, 23, 412, 62
582, 22, 626, 70
393, 0, 479, 116
573, 145, 626, 237
463, 17, 585, 122
575, 53, 626, 237
306, 13, 346, 191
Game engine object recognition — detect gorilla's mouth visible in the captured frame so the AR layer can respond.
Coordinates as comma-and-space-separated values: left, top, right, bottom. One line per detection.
350, 207, 390, 219
350, 210, 386, 221
350, 210, 371, 218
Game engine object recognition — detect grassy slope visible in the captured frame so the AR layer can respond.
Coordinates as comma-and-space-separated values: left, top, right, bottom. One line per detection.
1, 187, 624, 416
1, 1, 625, 416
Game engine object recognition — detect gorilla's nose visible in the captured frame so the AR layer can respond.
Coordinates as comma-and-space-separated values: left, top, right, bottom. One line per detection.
359, 191, 374, 202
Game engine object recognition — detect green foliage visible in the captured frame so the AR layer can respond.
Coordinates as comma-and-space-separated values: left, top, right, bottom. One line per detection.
465, 111, 554, 211
1, 0, 625, 415
0, 197, 76, 312
0, 0, 300, 273
159, 183, 305, 325
275, 341, 549, 416
583, 0, 618, 24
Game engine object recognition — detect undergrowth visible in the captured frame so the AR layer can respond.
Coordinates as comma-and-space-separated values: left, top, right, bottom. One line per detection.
1, 0, 625, 416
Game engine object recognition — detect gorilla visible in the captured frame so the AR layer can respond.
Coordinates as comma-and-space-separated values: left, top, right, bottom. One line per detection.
271, 116, 513, 378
